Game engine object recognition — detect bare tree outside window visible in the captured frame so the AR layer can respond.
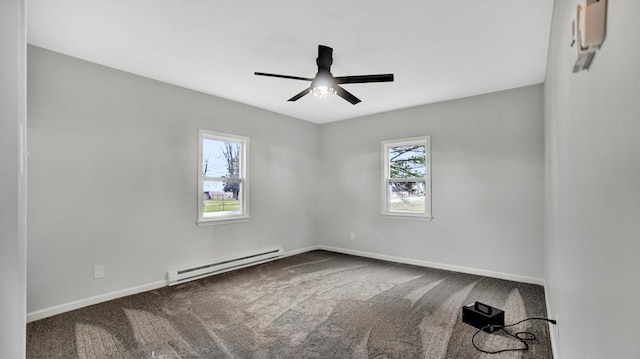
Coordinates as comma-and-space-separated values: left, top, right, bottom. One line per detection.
383, 137, 431, 218
222, 142, 240, 199
389, 144, 426, 198
199, 130, 248, 223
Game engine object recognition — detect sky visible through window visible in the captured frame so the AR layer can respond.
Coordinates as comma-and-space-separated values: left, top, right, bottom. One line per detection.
202, 138, 240, 192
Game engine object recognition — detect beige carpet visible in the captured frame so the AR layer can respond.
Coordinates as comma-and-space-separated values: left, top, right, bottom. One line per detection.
27, 250, 553, 358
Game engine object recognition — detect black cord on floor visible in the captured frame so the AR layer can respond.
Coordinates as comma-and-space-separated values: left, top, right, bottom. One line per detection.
471, 317, 557, 354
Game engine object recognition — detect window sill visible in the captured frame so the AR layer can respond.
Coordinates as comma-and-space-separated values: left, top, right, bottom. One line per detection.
381, 214, 433, 221
197, 216, 251, 226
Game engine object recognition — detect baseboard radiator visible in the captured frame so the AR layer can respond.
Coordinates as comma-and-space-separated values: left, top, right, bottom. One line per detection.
167, 247, 284, 286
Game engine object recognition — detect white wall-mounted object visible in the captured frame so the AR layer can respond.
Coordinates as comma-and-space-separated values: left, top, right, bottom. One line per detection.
572, 0, 607, 72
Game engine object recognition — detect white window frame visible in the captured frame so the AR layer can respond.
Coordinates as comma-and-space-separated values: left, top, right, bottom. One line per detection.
381, 136, 432, 220
197, 129, 250, 226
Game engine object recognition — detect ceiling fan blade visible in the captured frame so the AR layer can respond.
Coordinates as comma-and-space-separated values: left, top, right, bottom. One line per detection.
255, 72, 313, 81
334, 74, 394, 84
288, 87, 311, 102
335, 86, 361, 105
258, 45, 392, 105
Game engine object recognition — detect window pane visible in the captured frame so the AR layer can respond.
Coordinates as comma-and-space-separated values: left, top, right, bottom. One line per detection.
202, 138, 242, 178
389, 144, 426, 179
203, 180, 242, 217
388, 181, 426, 212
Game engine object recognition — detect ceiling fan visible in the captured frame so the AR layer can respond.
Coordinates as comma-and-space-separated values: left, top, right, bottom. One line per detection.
254, 45, 394, 105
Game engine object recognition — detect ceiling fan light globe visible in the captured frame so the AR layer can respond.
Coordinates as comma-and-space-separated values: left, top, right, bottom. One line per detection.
311, 85, 336, 98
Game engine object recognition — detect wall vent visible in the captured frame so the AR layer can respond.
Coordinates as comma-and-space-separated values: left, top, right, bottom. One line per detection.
167, 247, 283, 286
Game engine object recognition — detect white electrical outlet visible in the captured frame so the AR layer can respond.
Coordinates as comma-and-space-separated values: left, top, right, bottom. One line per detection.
350, 232, 356, 240
94, 265, 104, 279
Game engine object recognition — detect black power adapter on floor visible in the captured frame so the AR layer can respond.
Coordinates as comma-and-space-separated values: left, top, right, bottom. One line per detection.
463, 302, 558, 355
462, 302, 505, 333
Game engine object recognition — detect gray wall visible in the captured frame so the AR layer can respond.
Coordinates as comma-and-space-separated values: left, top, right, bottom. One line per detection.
318, 85, 545, 279
27, 46, 546, 317
544, 0, 640, 358
0, 0, 26, 357
27, 46, 319, 312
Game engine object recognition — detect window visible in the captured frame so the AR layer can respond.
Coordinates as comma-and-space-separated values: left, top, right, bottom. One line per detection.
198, 130, 249, 225
382, 136, 431, 219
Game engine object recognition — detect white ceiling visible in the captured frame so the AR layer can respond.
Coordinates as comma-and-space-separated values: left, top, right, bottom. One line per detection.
27, 0, 554, 124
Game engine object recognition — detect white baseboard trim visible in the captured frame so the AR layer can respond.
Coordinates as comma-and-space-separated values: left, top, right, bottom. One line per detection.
27, 244, 544, 323
316, 245, 545, 286
282, 245, 322, 258
26, 280, 166, 323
